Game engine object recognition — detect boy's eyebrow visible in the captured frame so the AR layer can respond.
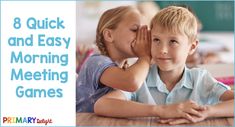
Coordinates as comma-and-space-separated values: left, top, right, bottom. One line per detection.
152, 34, 159, 37
168, 34, 182, 40
169, 36, 179, 40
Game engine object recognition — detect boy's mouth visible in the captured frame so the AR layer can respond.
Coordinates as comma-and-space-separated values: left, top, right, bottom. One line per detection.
157, 58, 171, 60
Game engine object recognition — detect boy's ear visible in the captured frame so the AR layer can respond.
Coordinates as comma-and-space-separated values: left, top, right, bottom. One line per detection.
103, 28, 114, 43
189, 39, 199, 55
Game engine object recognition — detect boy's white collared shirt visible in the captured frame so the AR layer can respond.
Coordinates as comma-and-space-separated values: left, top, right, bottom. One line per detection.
126, 65, 230, 105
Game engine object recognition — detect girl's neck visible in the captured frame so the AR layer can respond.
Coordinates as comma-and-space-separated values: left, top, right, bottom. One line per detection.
106, 45, 126, 66
158, 66, 185, 92
109, 53, 126, 66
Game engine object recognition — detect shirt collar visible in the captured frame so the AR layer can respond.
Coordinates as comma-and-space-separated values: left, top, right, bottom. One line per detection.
146, 65, 169, 94
177, 67, 193, 89
147, 65, 193, 92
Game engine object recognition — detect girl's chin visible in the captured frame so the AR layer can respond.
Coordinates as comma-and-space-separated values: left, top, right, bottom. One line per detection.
128, 52, 137, 58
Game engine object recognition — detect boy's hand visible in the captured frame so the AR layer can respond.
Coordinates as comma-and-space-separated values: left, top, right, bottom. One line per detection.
158, 100, 206, 122
159, 106, 210, 124
131, 25, 151, 60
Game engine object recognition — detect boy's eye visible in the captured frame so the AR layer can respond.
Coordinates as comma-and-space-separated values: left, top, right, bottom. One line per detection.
169, 40, 178, 44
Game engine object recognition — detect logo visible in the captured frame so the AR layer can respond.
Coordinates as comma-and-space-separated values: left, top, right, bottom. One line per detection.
3, 117, 53, 125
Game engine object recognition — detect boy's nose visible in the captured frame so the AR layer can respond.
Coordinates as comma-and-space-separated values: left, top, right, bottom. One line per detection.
160, 46, 168, 55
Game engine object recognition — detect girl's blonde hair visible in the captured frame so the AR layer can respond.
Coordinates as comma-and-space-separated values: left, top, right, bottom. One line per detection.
96, 6, 137, 56
150, 6, 198, 42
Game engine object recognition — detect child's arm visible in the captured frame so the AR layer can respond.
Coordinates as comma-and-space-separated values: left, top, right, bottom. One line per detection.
161, 90, 234, 125
94, 90, 156, 117
207, 90, 234, 117
100, 26, 151, 92
94, 90, 205, 122
100, 57, 150, 92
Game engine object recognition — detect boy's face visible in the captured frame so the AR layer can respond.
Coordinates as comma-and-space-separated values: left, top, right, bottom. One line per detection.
151, 24, 197, 72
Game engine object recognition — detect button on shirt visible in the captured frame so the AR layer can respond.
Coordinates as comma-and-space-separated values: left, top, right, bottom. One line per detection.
130, 65, 230, 105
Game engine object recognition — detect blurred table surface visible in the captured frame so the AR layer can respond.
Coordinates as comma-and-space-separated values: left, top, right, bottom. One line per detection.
77, 113, 234, 126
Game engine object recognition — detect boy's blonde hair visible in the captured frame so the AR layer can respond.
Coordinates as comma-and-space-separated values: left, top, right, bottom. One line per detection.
150, 6, 198, 42
96, 6, 138, 56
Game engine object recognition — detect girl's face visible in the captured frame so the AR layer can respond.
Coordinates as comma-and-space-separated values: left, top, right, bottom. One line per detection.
151, 24, 196, 72
111, 10, 142, 58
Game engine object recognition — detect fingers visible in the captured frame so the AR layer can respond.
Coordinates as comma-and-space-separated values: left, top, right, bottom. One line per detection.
137, 25, 141, 43
139, 25, 147, 41
194, 105, 207, 111
182, 100, 205, 116
181, 104, 202, 120
169, 118, 190, 125
141, 25, 144, 40
148, 30, 151, 44
159, 118, 174, 124
143, 26, 147, 41
133, 25, 151, 58
179, 113, 204, 124
177, 110, 195, 122
187, 100, 205, 110
159, 118, 191, 125
186, 108, 202, 117
183, 113, 194, 122
135, 25, 144, 48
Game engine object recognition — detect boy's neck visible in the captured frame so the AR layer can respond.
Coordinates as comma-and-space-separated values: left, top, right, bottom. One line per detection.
158, 66, 185, 92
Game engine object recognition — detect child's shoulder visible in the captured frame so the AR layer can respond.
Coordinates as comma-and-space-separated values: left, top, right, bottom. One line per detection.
188, 67, 208, 73
87, 54, 113, 63
78, 54, 116, 75
89, 54, 110, 60
187, 67, 213, 81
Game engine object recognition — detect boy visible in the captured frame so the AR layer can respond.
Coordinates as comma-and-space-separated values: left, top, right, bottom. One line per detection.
94, 6, 234, 124
137, 5, 234, 124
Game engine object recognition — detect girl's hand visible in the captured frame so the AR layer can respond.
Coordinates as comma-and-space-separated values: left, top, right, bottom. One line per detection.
131, 25, 151, 59
158, 100, 206, 122
159, 106, 209, 124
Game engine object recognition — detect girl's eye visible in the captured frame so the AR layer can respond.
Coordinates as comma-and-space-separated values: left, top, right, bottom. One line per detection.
153, 38, 160, 43
131, 29, 137, 32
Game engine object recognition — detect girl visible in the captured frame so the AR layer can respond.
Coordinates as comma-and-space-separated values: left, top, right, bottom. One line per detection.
76, 6, 151, 112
